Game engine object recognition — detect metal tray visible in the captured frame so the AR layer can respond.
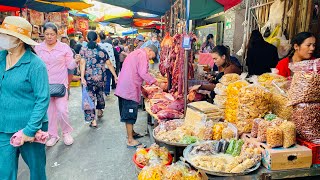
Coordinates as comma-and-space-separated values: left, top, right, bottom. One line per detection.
183, 141, 261, 176
153, 129, 190, 147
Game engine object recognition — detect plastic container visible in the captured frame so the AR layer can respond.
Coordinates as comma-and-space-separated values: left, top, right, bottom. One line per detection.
133, 148, 173, 169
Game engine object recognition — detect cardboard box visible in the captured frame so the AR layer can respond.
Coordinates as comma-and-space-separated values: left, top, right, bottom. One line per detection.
297, 138, 320, 165
242, 134, 312, 170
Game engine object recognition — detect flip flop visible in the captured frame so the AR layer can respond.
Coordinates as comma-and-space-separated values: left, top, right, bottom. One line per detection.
133, 133, 145, 139
127, 142, 146, 149
89, 122, 98, 128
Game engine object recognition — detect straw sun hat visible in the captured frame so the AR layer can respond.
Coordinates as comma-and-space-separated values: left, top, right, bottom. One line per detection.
0, 16, 38, 46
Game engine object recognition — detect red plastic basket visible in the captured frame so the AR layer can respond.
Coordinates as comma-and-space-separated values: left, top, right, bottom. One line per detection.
133, 148, 173, 169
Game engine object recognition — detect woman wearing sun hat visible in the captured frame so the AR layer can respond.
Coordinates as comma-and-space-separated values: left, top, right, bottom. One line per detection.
0, 16, 50, 179
35, 22, 81, 147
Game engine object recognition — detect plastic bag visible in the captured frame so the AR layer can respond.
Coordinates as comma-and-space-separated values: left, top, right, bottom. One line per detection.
271, 90, 292, 121
226, 139, 236, 155
288, 59, 320, 106
214, 95, 227, 108
238, 77, 272, 121
271, 118, 284, 126
82, 88, 95, 111
222, 127, 235, 141
279, 121, 296, 148
212, 123, 226, 140
219, 73, 241, 86
236, 119, 252, 135
292, 103, 320, 144
138, 164, 164, 180
258, 69, 288, 92
225, 76, 249, 123
261, 0, 285, 34
232, 140, 244, 157
214, 83, 227, 95
267, 126, 283, 148
251, 118, 263, 138
257, 120, 271, 142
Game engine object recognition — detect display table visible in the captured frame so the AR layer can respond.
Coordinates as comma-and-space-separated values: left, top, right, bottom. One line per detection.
207, 167, 320, 179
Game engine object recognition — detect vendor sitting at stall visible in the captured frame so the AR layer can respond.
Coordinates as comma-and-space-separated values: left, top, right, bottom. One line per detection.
197, 45, 242, 101
276, 32, 316, 78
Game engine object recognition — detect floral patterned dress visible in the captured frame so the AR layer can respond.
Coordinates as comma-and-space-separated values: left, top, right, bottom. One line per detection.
80, 45, 109, 122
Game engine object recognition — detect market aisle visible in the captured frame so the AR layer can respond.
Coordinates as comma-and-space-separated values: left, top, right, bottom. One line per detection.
18, 87, 151, 180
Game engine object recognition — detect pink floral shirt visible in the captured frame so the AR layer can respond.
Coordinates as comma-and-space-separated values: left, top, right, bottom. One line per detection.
115, 49, 156, 103
35, 41, 77, 87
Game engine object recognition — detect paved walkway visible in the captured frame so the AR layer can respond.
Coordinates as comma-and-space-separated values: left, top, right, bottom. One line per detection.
18, 87, 151, 180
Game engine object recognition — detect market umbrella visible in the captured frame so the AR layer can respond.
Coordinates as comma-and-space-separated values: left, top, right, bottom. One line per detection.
0, 0, 92, 12
35, 0, 93, 11
0, 5, 21, 12
95, 0, 171, 15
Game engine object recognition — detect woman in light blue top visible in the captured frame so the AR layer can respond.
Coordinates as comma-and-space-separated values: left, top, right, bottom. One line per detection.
0, 16, 49, 180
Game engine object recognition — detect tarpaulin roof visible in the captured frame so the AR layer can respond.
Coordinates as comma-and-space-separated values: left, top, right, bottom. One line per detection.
190, 0, 224, 20
95, 0, 171, 15
122, 28, 138, 36
0, 0, 92, 12
0, 5, 21, 12
216, 0, 242, 11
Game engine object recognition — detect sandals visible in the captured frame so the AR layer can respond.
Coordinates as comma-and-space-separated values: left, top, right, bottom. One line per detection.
97, 110, 104, 118
89, 121, 98, 128
133, 133, 145, 139
127, 142, 146, 149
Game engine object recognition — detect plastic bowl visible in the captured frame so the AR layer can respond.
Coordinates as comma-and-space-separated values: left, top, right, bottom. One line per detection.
133, 148, 173, 169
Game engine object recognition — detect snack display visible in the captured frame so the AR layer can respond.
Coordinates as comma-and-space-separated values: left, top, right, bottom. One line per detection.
258, 72, 287, 91
292, 103, 320, 144
266, 126, 283, 148
219, 73, 241, 86
184, 140, 261, 175
271, 92, 292, 120
236, 119, 252, 135
288, 59, 320, 106
214, 95, 227, 108
214, 83, 227, 95
135, 144, 171, 167
222, 128, 235, 141
251, 118, 263, 138
212, 123, 227, 140
225, 80, 249, 123
279, 121, 296, 148
237, 84, 272, 121
138, 162, 201, 180
257, 120, 271, 142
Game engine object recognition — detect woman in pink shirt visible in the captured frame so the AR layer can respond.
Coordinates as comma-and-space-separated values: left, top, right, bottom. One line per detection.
35, 23, 80, 147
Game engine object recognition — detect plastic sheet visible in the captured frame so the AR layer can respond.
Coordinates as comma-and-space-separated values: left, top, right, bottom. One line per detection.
81, 88, 95, 111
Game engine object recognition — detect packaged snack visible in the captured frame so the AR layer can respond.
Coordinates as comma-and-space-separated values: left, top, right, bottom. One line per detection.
292, 103, 320, 144
279, 121, 296, 148
288, 59, 320, 106
214, 95, 227, 108
251, 118, 263, 138
225, 79, 249, 123
258, 69, 287, 91
212, 123, 226, 140
219, 73, 241, 86
271, 92, 292, 120
271, 117, 284, 126
237, 79, 272, 121
257, 120, 270, 142
264, 113, 277, 121
222, 127, 234, 140
214, 83, 227, 95
266, 126, 283, 148
236, 119, 252, 135
226, 139, 236, 154
221, 141, 229, 153
138, 164, 164, 180
232, 139, 245, 157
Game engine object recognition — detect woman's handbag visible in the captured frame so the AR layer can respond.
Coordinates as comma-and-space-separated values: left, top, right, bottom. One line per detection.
49, 84, 66, 97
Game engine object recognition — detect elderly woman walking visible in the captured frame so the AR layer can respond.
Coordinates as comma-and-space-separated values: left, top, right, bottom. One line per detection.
0, 16, 50, 180
35, 22, 81, 147
80, 31, 118, 128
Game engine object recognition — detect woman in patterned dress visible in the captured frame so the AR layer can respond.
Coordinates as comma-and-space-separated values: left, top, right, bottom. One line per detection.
79, 31, 117, 128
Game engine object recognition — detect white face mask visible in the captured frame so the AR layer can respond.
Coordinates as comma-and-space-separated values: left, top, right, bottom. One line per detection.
0, 34, 21, 50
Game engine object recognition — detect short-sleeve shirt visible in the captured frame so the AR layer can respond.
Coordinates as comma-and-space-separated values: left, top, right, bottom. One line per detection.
80, 45, 109, 85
